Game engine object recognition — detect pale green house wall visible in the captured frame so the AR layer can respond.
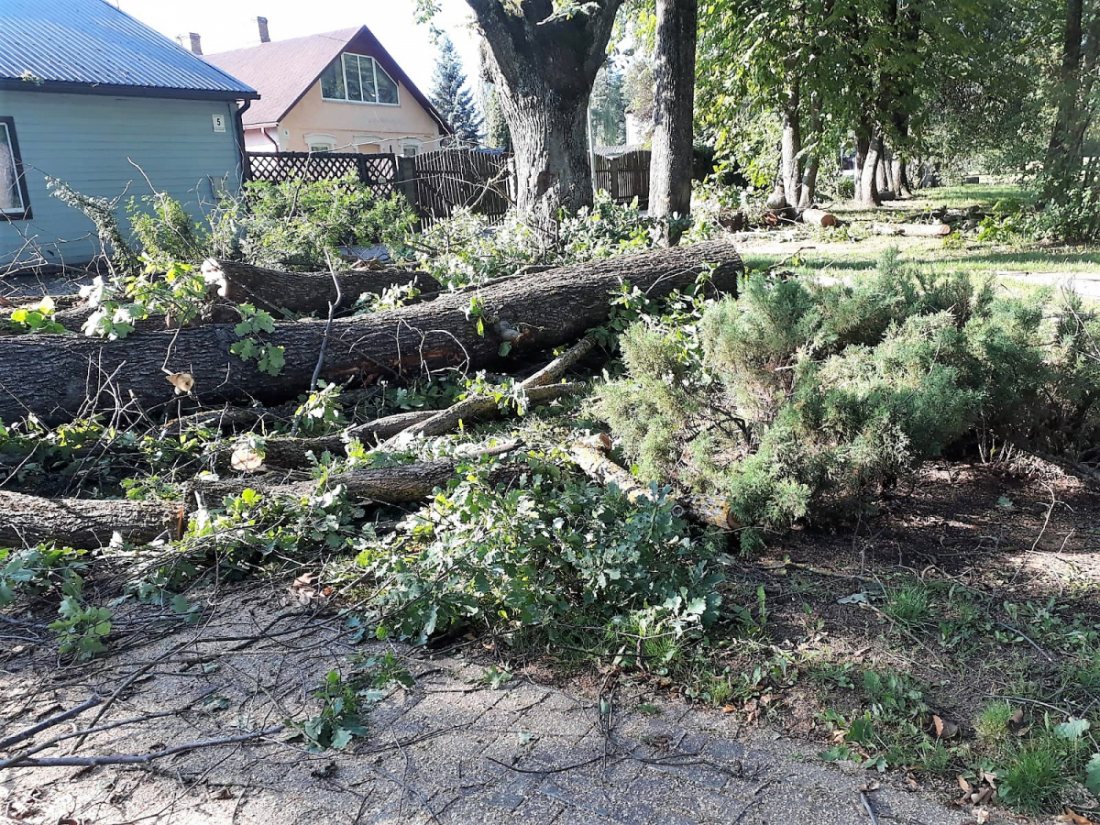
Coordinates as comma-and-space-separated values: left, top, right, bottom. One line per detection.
0, 89, 243, 270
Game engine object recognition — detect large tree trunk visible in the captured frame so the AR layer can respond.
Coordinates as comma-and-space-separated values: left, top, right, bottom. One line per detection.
779, 78, 803, 212
0, 242, 742, 425
649, 0, 698, 246
854, 130, 871, 203
468, 0, 624, 235
200, 260, 440, 317
798, 93, 822, 210
859, 132, 884, 207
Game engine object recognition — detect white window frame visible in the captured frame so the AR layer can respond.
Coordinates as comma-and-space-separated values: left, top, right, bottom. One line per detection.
0, 119, 30, 219
320, 53, 400, 107
304, 133, 337, 153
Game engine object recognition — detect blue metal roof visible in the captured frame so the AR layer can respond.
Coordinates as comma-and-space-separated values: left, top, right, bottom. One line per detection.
0, 0, 257, 99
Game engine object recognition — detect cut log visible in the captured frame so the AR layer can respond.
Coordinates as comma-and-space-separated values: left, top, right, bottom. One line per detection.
871, 222, 953, 237
801, 209, 838, 228
0, 241, 742, 425
200, 259, 441, 317
568, 434, 737, 529
0, 491, 185, 549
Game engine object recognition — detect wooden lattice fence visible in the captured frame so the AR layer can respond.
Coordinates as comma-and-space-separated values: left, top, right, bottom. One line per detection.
245, 152, 398, 197
245, 149, 510, 225
244, 148, 649, 224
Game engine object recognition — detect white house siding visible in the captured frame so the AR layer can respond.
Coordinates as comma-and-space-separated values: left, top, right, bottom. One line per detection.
0, 90, 243, 271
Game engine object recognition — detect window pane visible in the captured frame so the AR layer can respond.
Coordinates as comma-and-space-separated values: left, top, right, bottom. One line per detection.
376, 62, 399, 104
360, 56, 377, 103
344, 54, 363, 102
0, 124, 23, 213
320, 60, 345, 99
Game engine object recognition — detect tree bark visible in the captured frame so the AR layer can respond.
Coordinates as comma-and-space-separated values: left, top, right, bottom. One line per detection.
0, 242, 743, 425
467, 0, 624, 235
200, 260, 440, 317
858, 132, 883, 207
779, 78, 803, 212
649, 0, 698, 246
854, 130, 871, 203
798, 93, 822, 210
0, 491, 185, 548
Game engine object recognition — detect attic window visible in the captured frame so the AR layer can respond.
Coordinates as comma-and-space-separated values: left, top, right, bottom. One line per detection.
0, 118, 30, 220
321, 53, 399, 106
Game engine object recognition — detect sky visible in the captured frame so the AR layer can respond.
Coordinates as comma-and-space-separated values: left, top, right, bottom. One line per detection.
110, 0, 481, 95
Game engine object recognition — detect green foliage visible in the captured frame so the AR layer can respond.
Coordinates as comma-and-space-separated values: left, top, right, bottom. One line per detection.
127, 192, 215, 269
295, 670, 371, 752
6, 297, 65, 334
413, 192, 671, 289
231, 304, 285, 376
357, 454, 722, 644
50, 587, 113, 661
240, 175, 416, 269
597, 251, 1100, 543
0, 544, 86, 607
430, 36, 482, 144
81, 260, 210, 340
293, 381, 344, 435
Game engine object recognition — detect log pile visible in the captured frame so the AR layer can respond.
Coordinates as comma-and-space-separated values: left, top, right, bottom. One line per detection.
0, 242, 745, 553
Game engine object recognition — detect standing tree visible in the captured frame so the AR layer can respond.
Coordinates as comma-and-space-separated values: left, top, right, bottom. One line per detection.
649, 0, 697, 245
462, 0, 624, 234
430, 36, 483, 145
591, 64, 628, 146
481, 84, 513, 150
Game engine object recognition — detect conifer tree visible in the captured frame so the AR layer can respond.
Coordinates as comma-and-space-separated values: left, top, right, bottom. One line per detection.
430, 36, 483, 145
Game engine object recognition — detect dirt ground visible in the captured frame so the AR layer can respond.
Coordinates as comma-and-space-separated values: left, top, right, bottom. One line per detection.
2, 457, 1096, 824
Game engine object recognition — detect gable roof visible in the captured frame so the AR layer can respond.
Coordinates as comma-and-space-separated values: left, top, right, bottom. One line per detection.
0, 0, 257, 100
205, 26, 451, 133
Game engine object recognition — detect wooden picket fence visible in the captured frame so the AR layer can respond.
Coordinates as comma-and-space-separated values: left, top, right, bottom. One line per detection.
245, 147, 653, 223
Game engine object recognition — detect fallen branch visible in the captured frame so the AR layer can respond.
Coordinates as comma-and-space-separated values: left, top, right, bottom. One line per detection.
568, 434, 737, 529
384, 380, 588, 446
870, 222, 952, 237
0, 695, 102, 752
0, 490, 185, 548
0, 725, 284, 770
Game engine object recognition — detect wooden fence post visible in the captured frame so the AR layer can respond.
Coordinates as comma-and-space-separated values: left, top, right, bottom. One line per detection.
395, 155, 420, 216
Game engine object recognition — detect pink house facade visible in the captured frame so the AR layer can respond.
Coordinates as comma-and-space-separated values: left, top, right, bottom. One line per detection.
205, 23, 450, 157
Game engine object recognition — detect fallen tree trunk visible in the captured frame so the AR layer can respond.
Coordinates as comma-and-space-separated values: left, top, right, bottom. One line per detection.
801, 209, 838, 228
0, 442, 522, 549
871, 222, 953, 237
201, 260, 441, 317
0, 242, 742, 425
0, 491, 185, 548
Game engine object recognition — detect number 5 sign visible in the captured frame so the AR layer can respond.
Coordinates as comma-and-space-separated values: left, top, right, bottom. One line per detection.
212, 114, 226, 133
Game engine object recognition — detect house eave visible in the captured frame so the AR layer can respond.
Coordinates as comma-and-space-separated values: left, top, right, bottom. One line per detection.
0, 78, 259, 101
